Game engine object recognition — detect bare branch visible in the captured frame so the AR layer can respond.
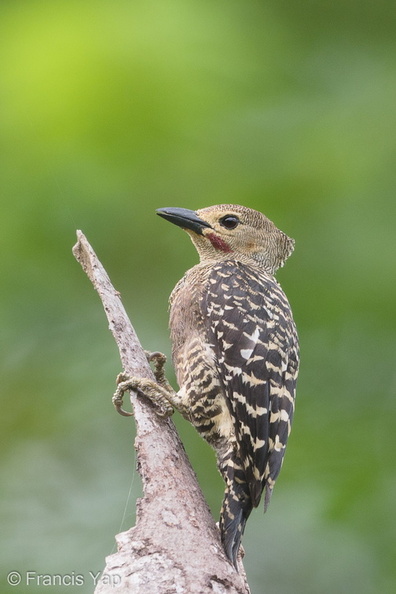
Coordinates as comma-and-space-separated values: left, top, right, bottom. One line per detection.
72, 231, 250, 593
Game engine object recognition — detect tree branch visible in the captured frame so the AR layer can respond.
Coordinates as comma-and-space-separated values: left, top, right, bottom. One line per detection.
72, 231, 250, 593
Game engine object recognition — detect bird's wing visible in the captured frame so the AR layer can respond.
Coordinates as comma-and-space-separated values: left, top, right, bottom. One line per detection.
201, 261, 299, 507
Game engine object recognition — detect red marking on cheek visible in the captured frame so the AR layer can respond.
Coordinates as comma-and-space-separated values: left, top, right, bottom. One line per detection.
207, 232, 233, 253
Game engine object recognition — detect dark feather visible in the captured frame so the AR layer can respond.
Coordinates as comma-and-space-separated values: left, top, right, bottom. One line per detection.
201, 261, 299, 508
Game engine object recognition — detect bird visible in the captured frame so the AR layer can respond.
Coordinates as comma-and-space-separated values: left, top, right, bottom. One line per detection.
114, 204, 299, 568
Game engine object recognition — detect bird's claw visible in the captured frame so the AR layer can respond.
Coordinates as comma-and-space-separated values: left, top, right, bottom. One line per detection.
113, 371, 174, 418
113, 374, 134, 416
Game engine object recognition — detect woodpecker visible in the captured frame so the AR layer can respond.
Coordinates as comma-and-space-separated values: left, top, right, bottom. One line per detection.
114, 204, 299, 568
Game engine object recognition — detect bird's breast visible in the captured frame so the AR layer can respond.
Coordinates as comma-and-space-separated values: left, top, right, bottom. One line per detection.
169, 267, 235, 446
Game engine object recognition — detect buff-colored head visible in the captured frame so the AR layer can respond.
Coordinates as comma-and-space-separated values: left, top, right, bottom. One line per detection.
157, 204, 295, 274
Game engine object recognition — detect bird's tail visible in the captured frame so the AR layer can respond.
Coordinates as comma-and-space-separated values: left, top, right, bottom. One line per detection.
219, 477, 253, 568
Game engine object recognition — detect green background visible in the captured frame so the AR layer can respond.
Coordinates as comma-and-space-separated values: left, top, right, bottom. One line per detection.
1, 1, 395, 592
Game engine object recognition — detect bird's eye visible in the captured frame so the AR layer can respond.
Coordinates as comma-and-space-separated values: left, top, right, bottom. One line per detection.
220, 215, 240, 230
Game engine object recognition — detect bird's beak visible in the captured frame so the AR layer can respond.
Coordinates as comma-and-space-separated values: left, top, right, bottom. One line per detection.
156, 207, 212, 235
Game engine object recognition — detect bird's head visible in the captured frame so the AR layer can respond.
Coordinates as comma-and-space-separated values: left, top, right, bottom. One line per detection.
157, 204, 295, 274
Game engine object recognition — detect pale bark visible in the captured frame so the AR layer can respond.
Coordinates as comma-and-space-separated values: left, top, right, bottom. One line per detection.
72, 231, 250, 593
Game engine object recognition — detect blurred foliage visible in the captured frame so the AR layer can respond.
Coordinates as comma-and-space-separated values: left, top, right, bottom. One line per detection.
1, 1, 395, 593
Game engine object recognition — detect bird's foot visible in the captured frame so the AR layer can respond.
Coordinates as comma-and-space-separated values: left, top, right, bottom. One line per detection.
113, 371, 174, 418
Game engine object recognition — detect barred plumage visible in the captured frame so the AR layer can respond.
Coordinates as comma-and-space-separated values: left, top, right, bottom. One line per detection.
115, 204, 299, 568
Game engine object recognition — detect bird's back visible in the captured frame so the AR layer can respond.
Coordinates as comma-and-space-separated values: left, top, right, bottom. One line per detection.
169, 258, 299, 564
